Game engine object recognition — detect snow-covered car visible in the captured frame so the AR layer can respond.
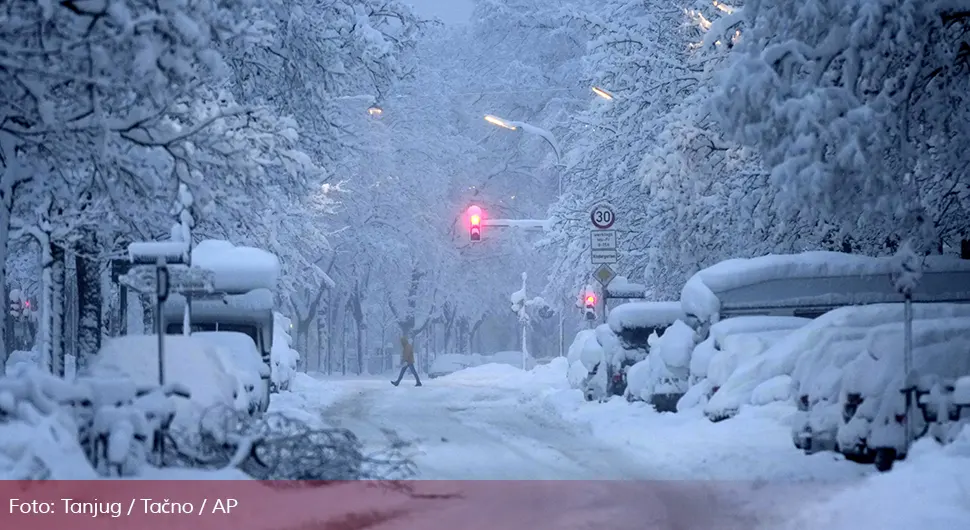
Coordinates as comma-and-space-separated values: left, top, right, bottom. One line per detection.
782, 305, 970, 458
677, 316, 810, 415
192, 331, 270, 415
834, 316, 970, 470
576, 301, 690, 404
705, 303, 970, 424
85, 335, 242, 432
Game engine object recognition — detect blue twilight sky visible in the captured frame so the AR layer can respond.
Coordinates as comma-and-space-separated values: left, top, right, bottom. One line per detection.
406, 0, 475, 24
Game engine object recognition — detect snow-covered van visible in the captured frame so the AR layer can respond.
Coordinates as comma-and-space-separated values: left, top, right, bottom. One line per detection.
680, 251, 970, 339
161, 240, 281, 413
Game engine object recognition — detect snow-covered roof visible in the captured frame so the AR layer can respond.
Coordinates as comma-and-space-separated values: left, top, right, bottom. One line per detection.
607, 301, 685, 332
191, 239, 280, 293
681, 252, 970, 321
606, 276, 647, 298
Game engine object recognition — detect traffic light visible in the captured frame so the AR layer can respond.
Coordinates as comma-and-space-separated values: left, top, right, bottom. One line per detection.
9, 298, 21, 318
467, 205, 483, 242
584, 291, 597, 321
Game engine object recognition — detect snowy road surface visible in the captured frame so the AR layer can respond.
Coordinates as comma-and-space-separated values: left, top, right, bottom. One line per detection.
322, 377, 658, 479
270, 362, 970, 529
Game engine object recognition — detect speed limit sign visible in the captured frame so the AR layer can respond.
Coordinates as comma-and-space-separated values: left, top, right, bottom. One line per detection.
590, 203, 616, 229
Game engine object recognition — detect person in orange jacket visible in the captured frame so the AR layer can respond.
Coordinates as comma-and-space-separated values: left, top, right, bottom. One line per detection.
391, 335, 422, 386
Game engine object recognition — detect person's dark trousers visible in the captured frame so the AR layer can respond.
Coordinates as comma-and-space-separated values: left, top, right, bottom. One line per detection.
392, 363, 422, 386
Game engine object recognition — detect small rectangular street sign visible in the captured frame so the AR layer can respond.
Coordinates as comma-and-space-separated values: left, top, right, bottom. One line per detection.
594, 264, 616, 286
591, 249, 618, 264
590, 230, 617, 250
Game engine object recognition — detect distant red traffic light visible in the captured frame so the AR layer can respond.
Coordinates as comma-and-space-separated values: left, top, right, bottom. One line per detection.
467, 205, 483, 242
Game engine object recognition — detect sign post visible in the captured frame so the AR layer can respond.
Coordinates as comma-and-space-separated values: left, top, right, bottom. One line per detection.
589, 204, 617, 322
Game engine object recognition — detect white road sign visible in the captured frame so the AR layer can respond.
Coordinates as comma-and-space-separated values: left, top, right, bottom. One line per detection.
590, 228, 617, 264
591, 249, 618, 264
590, 203, 616, 229
591, 230, 616, 250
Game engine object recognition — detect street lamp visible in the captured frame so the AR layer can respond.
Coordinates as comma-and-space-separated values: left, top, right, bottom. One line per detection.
484, 112, 568, 357
367, 105, 383, 116
483, 113, 563, 194
591, 86, 614, 100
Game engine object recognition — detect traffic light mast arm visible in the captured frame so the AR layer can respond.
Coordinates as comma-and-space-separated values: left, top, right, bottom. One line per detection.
483, 218, 552, 231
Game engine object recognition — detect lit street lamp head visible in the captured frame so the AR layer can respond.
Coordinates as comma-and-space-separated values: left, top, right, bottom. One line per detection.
484, 114, 517, 130
367, 105, 383, 116
591, 86, 614, 100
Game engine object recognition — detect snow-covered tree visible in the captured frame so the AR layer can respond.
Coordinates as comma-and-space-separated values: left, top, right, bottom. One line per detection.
712, 0, 970, 254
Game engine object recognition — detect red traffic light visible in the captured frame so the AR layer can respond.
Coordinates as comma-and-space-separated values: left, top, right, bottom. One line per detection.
23, 300, 29, 309
467, 205, 484, 242
467, 205, 483, 224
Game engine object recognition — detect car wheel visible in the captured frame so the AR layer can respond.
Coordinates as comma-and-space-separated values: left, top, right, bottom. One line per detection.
873, 448, 896, 472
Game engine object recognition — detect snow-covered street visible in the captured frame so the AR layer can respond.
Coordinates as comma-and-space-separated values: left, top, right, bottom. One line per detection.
267, 360, 970, 529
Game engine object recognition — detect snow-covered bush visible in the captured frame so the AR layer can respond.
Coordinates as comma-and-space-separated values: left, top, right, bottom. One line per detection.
4, 348, 40, 375
272, 313, 300, 392
0, 366, 186, 478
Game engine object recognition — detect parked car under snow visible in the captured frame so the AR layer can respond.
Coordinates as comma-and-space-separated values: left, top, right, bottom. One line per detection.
573, 301, 690, 405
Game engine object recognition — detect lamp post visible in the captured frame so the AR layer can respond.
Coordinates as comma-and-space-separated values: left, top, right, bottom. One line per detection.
484, 113, 567, 356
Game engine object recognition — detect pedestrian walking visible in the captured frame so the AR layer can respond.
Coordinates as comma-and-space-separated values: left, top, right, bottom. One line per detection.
391, 335, 422, 387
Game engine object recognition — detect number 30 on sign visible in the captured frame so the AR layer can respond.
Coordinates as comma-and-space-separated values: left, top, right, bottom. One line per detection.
590, 204, 615, 230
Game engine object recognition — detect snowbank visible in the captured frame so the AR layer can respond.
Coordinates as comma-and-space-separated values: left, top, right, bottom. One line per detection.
681, 251, 970, 323
705, 303, 970, 420
429, 351, 536, 378
781, 430, 970, 529
87, 335, 241, 430
191, 239, 281, 293
606, 301, 684, 333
